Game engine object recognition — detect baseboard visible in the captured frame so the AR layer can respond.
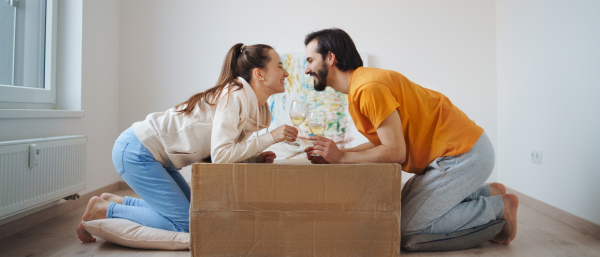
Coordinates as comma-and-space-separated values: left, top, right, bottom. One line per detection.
0, 182, 120, 241
506, 186, 600, 240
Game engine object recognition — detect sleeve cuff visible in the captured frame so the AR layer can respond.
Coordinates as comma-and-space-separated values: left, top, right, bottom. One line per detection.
258, 131, 276, 149
241, 155, 258, 163
373, 105, 400, 129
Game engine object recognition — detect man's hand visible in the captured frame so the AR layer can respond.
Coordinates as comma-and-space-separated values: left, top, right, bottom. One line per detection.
304, 147, 330, 164
257, 151, 276, 163
306, 136, 345, 164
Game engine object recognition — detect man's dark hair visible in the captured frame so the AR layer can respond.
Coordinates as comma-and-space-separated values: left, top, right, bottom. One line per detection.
304, 28, 363, 71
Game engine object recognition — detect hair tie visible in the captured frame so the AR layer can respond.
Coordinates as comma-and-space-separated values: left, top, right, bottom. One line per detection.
240, 44, 246, 52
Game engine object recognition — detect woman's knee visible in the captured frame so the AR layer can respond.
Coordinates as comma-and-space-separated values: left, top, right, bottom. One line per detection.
173, 220, 189, 233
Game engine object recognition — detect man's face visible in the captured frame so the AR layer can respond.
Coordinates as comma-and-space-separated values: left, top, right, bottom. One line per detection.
305, 40, 329, 92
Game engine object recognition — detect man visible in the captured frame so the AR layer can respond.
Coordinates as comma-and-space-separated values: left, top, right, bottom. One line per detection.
303, 28, 518, 245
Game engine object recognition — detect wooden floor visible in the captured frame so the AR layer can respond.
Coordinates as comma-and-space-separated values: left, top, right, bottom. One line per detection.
1, 188, 600, 257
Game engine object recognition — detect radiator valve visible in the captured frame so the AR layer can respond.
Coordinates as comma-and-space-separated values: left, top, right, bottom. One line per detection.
63, 193, 80, 201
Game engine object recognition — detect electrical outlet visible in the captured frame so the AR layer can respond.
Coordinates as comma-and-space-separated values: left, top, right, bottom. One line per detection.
531, 148, 542, 164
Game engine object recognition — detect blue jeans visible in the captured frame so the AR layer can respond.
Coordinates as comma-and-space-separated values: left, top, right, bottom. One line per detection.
109, 127, 191, 232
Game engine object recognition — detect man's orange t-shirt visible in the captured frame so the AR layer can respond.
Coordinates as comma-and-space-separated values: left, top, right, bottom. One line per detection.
348, 67, 483, 175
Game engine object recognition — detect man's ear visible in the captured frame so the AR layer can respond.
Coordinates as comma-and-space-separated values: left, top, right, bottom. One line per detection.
327, 51, 336, 66
252, 68, 264, 81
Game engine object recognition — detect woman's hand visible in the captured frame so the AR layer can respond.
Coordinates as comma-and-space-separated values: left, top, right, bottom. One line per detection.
257, 151, 276, 163
270, 125, 298, 143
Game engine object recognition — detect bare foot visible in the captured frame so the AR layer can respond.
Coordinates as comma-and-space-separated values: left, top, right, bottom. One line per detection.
76, 196, 109, 243
490, 194, 519, 245
489, 183, 506, 196
100, 192, 124, 204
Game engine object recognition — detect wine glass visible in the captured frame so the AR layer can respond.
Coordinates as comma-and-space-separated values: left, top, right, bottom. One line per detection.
286, 100, 309, 146
307, 111, 327, 156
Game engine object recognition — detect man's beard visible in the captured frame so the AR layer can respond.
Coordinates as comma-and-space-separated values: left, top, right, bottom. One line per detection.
312, 62, 329, 92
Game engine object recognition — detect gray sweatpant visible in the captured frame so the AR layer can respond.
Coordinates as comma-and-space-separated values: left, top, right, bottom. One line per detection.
401, 131, 504, 237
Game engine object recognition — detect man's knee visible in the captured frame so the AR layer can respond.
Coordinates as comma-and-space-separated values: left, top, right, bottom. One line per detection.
401, 217, 433, 237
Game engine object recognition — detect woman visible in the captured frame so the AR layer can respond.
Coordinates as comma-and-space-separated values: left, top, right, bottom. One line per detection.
77, 43, 298, 242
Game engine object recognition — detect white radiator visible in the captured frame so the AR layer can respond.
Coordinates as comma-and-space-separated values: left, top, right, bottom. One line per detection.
0, 135, 87, 220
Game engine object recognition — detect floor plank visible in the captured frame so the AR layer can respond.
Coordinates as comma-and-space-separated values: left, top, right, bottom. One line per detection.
0, 189, 188, 257
1, 188, 599, 256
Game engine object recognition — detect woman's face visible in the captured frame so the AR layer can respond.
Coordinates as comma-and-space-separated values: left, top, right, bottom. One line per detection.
261, 49, 289, 94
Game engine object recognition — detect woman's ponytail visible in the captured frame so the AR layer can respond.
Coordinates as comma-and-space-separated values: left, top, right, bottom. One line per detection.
216, 43, 244, 89
175, 43, 273, 115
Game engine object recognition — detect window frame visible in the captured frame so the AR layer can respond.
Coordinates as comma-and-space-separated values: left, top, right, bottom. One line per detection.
0, 0, 57, 106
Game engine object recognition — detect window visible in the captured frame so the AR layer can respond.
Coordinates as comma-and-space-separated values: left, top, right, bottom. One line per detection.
0, 0, 57, 108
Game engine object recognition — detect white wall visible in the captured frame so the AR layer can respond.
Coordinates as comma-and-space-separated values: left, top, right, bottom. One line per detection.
497, 0, 600, 224
119, 0, 498, 182
80, 1, 122, 193
0, 0, 122, 196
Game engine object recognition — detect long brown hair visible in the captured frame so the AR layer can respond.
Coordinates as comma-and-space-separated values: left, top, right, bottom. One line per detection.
175, 43, 274, 115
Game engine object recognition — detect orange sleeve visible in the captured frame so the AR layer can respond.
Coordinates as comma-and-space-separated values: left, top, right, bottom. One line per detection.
357, 82, 400, 129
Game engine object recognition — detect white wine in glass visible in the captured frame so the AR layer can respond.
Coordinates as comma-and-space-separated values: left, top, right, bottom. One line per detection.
307, 111, 327, 156
290, 116, 307, 126
286, 100, 309, 146
309, 125, 326, 136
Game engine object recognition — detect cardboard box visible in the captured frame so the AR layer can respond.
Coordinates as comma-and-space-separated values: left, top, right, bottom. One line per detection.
190, 161, 402, 256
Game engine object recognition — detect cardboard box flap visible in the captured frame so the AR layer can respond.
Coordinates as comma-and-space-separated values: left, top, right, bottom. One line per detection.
191, 163, 401, 212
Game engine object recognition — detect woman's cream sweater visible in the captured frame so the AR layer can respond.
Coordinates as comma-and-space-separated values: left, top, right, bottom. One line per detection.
132, 77, 275, 169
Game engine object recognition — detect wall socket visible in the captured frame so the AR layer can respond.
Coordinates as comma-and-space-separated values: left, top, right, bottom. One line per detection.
531, 148, 542, 164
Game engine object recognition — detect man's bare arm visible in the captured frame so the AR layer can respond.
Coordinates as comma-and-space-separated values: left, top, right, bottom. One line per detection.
340, 109, 405, 163
310, 109, 406, 164
342, 142, 375, 152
